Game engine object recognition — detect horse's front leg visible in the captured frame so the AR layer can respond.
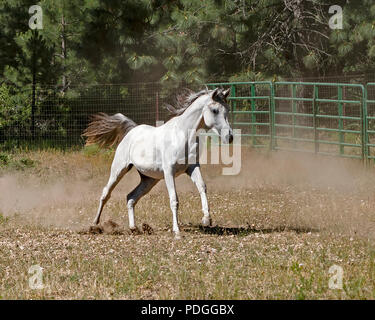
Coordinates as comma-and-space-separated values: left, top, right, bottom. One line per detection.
163, 168, 181, 238
186, 164, 211, 227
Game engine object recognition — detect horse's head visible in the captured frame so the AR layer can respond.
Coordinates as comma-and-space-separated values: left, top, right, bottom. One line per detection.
203, 88, 233, 144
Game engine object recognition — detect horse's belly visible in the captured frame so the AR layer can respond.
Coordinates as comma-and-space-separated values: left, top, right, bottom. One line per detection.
136, 167, 164, 179
131, 150, 164, 179
135, 163, 188, 180
174, 163, 190, 175
126, 125, 190, 179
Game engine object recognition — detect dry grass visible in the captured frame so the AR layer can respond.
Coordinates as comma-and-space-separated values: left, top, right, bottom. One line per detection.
1, 147, 375, 299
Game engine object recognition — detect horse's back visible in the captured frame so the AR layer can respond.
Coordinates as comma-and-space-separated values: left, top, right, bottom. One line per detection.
117, 124, 164, 178
116, 122, 190, 179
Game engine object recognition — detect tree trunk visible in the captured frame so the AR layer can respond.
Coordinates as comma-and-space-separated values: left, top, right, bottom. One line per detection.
31, 30, 36, 140
61, 13, 67, 93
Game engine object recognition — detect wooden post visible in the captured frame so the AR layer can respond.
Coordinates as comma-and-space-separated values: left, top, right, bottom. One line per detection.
156, 91, 159, 124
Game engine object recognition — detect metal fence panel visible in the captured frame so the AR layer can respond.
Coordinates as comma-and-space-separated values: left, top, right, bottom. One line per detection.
206, 81, 273, 148
273, 82, 365, 159
366, 83, 375, 159
2, 81, 375, 163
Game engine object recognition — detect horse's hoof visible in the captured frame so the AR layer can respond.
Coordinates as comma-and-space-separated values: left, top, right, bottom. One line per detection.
89, 225, 103, 234
202, 217, 212, 227
142, 223, 154, 235
174, 232, 183, 240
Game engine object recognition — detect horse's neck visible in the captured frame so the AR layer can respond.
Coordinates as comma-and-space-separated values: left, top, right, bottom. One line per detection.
175, 98, 206, 134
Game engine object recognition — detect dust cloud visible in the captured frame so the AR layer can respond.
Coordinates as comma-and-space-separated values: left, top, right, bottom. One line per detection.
1, 148, 375, 238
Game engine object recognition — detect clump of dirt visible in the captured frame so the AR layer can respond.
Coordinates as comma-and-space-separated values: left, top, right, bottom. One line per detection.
142, 223, 154, 235
84, 220, 154, 236
129, 224, 154, 235
86, 219, 124, 235
130, 227, 142, 235
102, 219, 123, 234
87, 225, 103, 234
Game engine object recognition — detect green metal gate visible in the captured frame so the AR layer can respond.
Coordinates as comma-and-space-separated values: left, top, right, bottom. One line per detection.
366, 83, 375, 160
206, 81, 273, 148
273, 82, 366, 159
206, 81, 373, 161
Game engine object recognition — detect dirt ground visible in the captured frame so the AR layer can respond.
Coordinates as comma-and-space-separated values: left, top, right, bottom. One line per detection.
1, 147, 375, 299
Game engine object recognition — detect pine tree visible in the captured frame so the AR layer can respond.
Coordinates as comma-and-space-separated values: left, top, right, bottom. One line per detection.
329, 0, 375, 76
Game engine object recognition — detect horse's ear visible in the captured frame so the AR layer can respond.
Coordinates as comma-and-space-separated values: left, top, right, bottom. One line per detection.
211, 88, 220, 99
222, 88, 230, 99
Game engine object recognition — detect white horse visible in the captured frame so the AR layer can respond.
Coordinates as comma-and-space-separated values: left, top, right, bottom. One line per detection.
83, 88, 233, 238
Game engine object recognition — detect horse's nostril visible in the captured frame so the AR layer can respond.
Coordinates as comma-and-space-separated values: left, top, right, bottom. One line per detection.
229, 134, 233, 143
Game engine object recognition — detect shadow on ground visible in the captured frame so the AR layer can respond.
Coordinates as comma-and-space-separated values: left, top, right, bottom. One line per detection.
182, 224, 319, 236
79, 220, 319, 237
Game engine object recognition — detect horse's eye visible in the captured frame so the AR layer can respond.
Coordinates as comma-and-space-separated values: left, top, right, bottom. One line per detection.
212, 108, 219, 115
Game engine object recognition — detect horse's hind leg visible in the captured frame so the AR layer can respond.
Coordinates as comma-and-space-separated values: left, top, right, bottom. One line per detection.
93, 162, 131, 225
127, 173, 158, 231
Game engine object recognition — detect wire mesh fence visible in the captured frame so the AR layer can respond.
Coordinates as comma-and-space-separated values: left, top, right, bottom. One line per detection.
1, 80, 375, 162
0, 82, 177, 149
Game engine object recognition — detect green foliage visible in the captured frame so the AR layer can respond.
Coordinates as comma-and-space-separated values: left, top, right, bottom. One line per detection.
338, 43, 354, 57
0, 151, 37, 170
0, 212, 9, 224
19, 157, 36, 167
369, 45, 375, 58
126, 54, 157, 70
0, 152, 10, 165
82, 144, 114, 159
0, 83, 31, 141
1, 0, 375, 149
303, 52, 319, 70
82, 144, 101, 156
1, 0, 375, 88
329, 0, 375, 74
229, 69, 266, 83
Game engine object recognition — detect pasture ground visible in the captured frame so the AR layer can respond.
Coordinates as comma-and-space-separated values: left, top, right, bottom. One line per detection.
1, 146, 375, 299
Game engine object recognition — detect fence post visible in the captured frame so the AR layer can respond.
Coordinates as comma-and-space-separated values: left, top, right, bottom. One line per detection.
292, 84, 296, 149
338, 86, 344, 155
251, 84, 256, 146
361, 85, 368, 162
231, 84, 236, 131
155, 91, 159, 125
313, 85, 319, 154
270, 82, 276, 150
365, 84, 371, 161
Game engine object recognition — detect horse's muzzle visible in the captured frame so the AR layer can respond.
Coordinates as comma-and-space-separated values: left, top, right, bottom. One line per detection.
228, 134, 233, 144
220, 128, 233, 144
223, 132, 233, 144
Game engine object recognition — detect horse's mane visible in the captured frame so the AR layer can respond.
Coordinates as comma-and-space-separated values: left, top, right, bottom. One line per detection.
165, 88, 211, 117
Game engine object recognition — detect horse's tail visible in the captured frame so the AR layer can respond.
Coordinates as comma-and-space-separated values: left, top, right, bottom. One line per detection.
82, 112, 137, 148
